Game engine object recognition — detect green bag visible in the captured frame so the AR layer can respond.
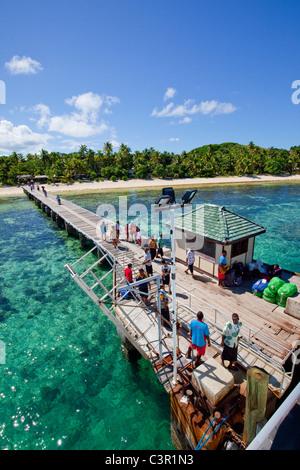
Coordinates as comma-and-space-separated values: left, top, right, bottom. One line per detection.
262, 287, 277, 303
252, 290, 263, 298
268, 277, 285, 293
276, 283, 298, 307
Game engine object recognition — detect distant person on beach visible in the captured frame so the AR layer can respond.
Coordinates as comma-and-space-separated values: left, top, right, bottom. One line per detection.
221, 313, 242, 371
218, 250, 229, 288
186, 311, 211, 369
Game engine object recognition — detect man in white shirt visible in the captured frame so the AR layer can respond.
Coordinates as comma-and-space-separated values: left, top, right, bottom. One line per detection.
143, 248, 153, 278
185, 249, 195, 279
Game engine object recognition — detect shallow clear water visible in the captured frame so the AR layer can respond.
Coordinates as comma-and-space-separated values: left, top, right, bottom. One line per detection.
0, 196, 173, 450
0, 182, 299, 450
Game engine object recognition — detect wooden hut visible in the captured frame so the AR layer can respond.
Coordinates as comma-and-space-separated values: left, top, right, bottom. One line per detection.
173, 203, 266, 277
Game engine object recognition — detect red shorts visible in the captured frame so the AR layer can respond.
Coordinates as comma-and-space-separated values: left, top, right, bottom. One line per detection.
191, 344, 206, 356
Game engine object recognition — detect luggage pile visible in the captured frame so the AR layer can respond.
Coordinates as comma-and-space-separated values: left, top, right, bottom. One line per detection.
252, 276, 298, 307
252, 278, 269, 298
224, 262, 244, 287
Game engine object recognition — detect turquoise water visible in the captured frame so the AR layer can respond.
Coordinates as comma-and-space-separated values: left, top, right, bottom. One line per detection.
0, 182, 299, 450
0, 197, 173, 450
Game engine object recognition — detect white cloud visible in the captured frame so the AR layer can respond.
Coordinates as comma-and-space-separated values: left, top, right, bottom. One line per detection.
5, 55, 43, 75
164, 87, 177, 101
31, 92, 120, 138
0, 91, 120, 153
31, 104, 51, 128
48, 115, 108, 138
179, 117, 192, 124
169, 137, 180, 142
0, 120, 51, 154
152, 97, 236, 121
65, 92, 103, 122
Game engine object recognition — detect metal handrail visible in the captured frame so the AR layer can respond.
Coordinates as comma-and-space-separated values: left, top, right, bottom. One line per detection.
173, 283, 294, 361
166, 292, 293, 396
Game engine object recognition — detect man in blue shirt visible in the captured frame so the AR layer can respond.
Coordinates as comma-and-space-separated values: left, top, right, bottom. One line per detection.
218, 249, 229, 288
186, 311, 211, 368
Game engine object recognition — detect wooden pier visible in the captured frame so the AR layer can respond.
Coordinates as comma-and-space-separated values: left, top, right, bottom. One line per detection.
23, 185, 300, 450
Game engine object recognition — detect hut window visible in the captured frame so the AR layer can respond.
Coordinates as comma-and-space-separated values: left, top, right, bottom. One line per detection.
231, 239, 248, 257
197, 239, 216, 259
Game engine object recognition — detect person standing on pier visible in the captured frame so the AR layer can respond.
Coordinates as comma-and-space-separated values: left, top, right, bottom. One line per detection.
125, 223, 129, 241
221, 313, 242, 371
101, 221, 107, 240
185, 249, 195, 279
161, 259, 171, 294
56, 195, 61, 205
186, 311, 211, 369
129, 221, 135, 242
125, 263, 133, 283
143, 248, 153, 280
149, 236, 157, 260
218, 250, 229, 288
136, 268, 151, 306
157, 233, 164, 258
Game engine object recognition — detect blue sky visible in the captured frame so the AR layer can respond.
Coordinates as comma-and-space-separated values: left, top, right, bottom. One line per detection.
0, 0, 299, 155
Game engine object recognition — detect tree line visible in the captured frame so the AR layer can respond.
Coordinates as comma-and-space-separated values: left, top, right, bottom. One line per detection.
0, 141, 299, 185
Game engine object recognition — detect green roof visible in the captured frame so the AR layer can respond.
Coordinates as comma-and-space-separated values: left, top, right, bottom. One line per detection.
174, 204, 266, 244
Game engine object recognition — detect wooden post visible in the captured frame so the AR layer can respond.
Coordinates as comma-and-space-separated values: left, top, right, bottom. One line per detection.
243, 367, 269, 446
79, 233, 87, 248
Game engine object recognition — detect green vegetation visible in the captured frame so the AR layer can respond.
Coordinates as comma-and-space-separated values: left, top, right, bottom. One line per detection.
1, 141, 299, 186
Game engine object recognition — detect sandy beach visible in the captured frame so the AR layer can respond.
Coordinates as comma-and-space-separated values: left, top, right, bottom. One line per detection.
1, 174, 300, 197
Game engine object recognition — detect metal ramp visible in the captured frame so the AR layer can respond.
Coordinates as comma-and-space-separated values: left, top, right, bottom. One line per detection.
64, 243, 177, 364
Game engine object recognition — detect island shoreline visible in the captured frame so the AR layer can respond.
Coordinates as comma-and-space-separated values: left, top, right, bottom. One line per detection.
1, 174, 300, 198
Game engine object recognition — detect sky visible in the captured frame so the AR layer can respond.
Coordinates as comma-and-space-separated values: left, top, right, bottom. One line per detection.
0, 0, 300, 156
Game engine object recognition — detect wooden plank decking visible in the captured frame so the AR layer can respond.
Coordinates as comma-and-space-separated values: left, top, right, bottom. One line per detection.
23, 186, 300, 396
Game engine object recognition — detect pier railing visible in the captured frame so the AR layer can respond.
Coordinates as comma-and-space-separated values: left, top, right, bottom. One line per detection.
164, 287, 296, 398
